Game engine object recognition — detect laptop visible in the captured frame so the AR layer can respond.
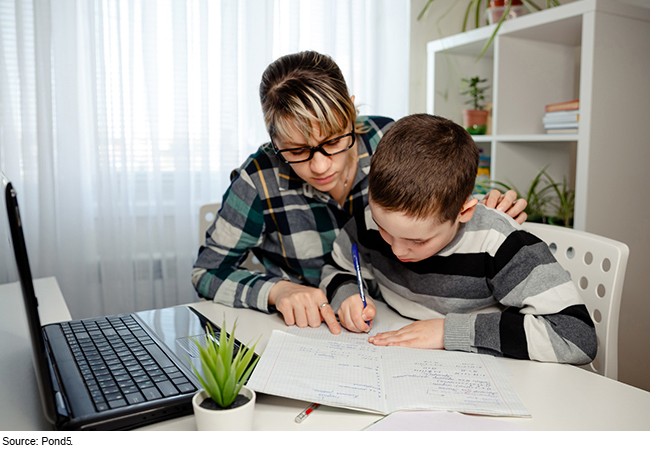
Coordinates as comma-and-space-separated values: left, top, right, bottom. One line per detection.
2, 173, 253, 430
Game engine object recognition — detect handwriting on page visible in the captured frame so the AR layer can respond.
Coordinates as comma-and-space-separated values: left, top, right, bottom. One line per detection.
247, 330, 530, 417
287, 325, 507, 407
394, 360, 502, 402
249, 331, 387, 413
300, 341, 382, 402
381, 349, 524, 415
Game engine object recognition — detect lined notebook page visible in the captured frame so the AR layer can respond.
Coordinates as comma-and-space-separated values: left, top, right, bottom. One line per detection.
248, 330, 530, 417
249, 330, 387, 413
380, 348, 528, 416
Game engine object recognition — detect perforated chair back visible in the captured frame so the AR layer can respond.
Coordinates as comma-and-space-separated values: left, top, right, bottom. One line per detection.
522, 222, 629, 379
199, 203, 221, 248
199, 203, 264, 273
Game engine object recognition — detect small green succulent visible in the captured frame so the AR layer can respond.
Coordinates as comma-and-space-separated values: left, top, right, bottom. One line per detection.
191, 318, 261, 409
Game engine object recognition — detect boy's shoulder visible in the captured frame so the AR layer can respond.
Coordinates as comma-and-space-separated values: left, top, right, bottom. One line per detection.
339, 205, 381, 249
442, 204, 523, 256
339, 204, 374, 239
467, 203, 522, 234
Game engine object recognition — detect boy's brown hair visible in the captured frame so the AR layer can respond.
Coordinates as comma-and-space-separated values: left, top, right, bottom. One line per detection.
369, 114, 479, 224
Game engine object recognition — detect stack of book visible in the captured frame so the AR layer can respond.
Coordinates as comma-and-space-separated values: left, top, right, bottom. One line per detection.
543, 99, 579, 134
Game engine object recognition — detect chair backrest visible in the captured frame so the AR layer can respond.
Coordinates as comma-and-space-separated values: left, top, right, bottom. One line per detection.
199, 203, 221, 248
199, 203, 264, 273
522, 222, 629, 380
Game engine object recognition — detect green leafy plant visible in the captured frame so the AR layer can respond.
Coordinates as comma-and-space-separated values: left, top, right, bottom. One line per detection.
461, 76, 489, 110
482, 165, 573, 226
191, 318, 261, 409
545, 173, 575, 227
417, 0, 560, 61
417, 0, 487, 32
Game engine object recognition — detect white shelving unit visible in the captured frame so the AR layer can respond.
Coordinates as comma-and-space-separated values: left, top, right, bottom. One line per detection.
427, 0, 650, 386
427, 0, 649, 232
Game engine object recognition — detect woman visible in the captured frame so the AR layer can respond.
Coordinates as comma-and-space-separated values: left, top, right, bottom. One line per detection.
192, 51, 527, 334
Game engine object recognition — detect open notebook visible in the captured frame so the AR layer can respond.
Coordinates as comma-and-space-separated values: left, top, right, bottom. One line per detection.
247, 325, 530, 417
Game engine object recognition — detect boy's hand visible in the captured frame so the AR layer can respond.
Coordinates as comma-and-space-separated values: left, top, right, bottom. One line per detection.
338, 294, 376, 333
368, 319, 445, 349
268, 280, 341, 334
481, 189, 527, 224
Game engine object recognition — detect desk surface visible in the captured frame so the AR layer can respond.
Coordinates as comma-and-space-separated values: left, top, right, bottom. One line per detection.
2, 277, 650, 431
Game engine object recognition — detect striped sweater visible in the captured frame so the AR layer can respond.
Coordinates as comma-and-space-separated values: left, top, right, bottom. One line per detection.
320, 204, 597, 365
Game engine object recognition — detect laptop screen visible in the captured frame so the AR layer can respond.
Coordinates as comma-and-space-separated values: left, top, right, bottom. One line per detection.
3, 173, 58, 424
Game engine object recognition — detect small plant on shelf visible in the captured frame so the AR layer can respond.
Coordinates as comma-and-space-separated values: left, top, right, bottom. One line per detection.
461, 76, 489, 135
461, 76, 488, 110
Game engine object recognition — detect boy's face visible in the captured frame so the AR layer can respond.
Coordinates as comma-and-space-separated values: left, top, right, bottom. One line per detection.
369, 198, 477, 263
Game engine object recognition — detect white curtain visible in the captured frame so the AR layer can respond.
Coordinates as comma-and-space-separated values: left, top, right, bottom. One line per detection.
0, 0, 409, 319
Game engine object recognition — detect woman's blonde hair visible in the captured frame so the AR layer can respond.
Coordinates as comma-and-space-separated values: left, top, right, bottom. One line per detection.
259, 51, 362, 144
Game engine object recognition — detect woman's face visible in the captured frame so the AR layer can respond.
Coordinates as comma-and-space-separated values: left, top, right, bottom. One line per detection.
274, 119, 357, 195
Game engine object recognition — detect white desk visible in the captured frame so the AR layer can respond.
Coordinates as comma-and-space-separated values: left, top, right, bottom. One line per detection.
2, 277, 650, 431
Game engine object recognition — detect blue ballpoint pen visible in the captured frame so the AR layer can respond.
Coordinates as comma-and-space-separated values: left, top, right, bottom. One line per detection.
351, 244, 370, 326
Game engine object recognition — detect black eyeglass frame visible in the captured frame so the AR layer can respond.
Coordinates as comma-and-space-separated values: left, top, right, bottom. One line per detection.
271, 131, 356, 164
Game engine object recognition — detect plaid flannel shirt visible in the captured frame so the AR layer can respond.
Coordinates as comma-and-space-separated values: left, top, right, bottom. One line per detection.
192, 116, 394, 312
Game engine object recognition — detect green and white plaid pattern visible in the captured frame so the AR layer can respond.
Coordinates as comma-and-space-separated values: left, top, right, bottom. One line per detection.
192, 116, 394, 312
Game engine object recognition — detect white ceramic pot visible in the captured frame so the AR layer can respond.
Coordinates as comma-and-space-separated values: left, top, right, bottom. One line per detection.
192, 387, 256, 431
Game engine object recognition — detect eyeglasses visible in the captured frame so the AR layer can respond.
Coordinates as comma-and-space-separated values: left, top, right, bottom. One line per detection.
272, 131, 356, 164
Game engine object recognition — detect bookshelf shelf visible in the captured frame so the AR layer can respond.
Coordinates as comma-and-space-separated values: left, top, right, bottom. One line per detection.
472, 134, 578, 143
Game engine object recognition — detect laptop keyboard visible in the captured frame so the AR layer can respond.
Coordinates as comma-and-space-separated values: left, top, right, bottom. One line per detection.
61, 315, 196, 412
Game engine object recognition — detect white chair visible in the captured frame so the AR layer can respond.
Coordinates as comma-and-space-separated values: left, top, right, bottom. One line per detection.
522, 222, 629, 380
199, 203, 264, 273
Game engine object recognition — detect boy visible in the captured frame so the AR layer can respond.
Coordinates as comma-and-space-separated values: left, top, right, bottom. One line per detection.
319, 114, 596, 364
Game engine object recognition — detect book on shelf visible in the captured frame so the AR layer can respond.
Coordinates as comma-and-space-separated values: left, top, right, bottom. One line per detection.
545, 99, 579, 112
543, 111, 579, 124
544, 109, 580, 118
546, 128, 579, 134
544, 121, 579, 129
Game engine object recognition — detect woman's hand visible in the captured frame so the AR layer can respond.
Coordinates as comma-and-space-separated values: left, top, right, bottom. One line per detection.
338, 294, 376, 333
481, 189, 528, 224
268, 280, 341, 334
368, 319, 445, 349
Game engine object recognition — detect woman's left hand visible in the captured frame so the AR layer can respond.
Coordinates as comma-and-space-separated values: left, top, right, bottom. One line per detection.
480, 189, 527, 224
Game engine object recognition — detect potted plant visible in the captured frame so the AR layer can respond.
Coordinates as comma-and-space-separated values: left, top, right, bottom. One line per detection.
190, 318, 261, 431
486, 165, 574, 226
486, 0, 528, 25
545, 173, 575, 227
461, 76, 489, 135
